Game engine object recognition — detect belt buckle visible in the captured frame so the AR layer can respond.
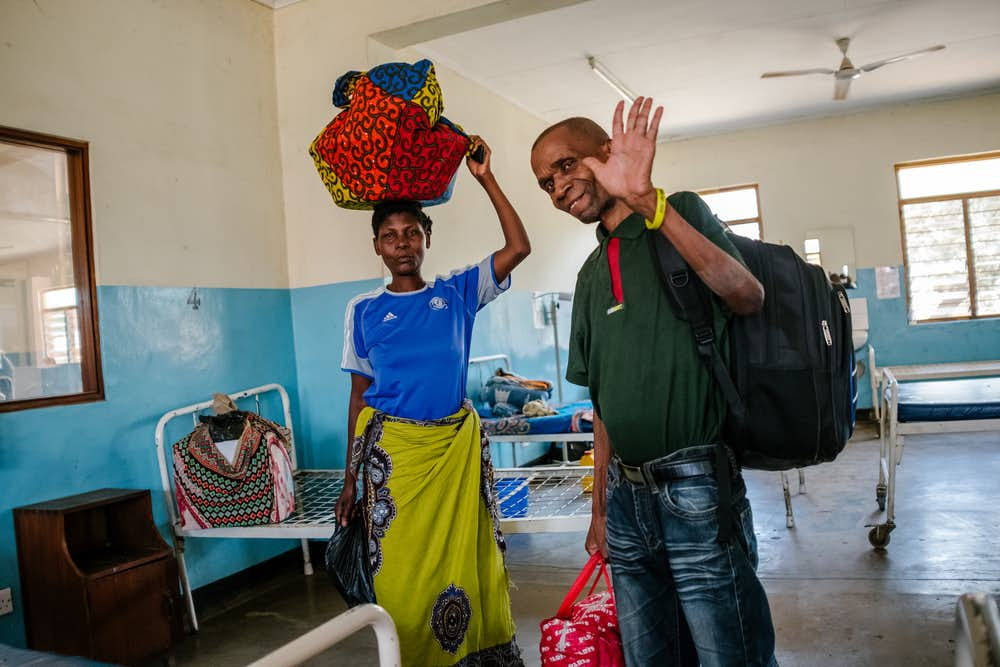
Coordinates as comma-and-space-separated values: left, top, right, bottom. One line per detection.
618, 461, 645, 485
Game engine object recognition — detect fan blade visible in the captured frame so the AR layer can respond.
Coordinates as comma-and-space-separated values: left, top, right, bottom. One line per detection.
834, 77, 852, 100
761, 68, 836, 79
860, 45, 945, 72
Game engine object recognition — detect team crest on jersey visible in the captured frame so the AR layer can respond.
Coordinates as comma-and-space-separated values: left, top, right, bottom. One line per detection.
429, 296, 448, 311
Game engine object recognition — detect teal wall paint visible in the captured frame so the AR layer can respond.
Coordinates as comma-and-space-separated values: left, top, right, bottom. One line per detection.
289, 278, 382, 470
0, 286, 300, 646
852, 267, 1000, 409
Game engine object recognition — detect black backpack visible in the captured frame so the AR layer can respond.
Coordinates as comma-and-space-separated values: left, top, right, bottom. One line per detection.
648, 231, 856, 471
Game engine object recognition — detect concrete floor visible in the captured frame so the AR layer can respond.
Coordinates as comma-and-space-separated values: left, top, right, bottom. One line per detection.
161, 423, 1000, 666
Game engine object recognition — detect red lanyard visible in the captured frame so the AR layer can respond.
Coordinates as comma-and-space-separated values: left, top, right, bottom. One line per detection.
608, 237, 623, 304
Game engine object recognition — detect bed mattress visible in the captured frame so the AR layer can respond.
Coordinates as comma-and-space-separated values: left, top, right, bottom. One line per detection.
894, 377, 1000, 423
480, 400, 594, 436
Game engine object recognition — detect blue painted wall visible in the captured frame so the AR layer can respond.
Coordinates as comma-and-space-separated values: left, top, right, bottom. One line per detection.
289, 278, 383, 470
852, 267, 1000, 409
0, 286, 300, 646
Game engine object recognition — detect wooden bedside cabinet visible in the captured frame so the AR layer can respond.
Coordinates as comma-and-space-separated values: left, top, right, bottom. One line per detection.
14, 489, 182, 665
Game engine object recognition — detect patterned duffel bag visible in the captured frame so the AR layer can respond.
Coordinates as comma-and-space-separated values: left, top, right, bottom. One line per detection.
309, 59, 472, 210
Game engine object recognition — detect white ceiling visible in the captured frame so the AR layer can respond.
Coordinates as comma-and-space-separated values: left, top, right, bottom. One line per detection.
250, 0, 303, 9
413, 0, 1000, 139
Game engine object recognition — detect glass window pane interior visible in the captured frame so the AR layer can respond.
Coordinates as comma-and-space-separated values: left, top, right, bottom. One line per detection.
700, 187, 758, 222
0, 140, 83, 402
902, 200, 971, 321
969, 195, 1000, 317
898, 156, 1000, 200
727, 222, 760, 240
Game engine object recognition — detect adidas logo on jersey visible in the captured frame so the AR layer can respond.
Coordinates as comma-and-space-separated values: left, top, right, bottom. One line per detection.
382, 312, 397, 322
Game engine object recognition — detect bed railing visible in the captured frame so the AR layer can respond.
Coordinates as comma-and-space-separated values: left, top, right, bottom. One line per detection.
247, 604, 401, 667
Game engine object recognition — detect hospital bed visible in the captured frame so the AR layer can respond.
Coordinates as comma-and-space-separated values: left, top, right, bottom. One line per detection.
868, 348, 1000, 549
470, 354, 594, 466
154, 383, 596, 630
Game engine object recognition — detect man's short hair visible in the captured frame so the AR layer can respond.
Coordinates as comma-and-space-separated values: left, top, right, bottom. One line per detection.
532, 117, 609, 153
371, 200, 433, 237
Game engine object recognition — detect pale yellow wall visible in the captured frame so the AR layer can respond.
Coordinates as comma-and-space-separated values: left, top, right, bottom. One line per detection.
0, 0, 288, 289
402, 51, 596, 293
653, 92, 1000, 270
273, 0, 597, 292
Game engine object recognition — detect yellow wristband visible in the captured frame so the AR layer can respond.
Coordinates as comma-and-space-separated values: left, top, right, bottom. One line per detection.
644, 188, 667, 230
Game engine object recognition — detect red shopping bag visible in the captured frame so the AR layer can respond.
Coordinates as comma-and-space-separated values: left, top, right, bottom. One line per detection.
540, 553, 625, 666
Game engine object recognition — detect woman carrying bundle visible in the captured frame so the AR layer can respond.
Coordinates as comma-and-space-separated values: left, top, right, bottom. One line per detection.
334, 137, 530, 666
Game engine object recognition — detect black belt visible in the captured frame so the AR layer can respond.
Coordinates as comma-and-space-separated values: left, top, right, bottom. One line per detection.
616, 459, 715, 485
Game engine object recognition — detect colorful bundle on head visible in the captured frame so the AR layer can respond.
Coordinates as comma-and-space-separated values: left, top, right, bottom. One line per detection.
309, 59, 471, 210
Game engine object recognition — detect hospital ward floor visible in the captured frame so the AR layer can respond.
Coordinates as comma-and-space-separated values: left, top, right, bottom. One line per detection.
160, 422, 1000, 667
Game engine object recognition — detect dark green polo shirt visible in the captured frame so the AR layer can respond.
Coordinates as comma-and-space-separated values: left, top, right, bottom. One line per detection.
566, 191, 744, 465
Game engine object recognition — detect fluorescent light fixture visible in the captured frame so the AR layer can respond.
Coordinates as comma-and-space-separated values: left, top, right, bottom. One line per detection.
587, 56, 636, 102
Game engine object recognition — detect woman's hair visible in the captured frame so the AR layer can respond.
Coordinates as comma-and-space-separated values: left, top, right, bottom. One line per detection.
371, 201, 433, 237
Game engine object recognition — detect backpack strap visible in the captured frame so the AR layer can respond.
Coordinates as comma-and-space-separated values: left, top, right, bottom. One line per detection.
647, 231, 745, 544
646, 232, 745, 420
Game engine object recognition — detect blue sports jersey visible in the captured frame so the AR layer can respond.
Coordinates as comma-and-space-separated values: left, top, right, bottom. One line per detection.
341, 255, 510, 420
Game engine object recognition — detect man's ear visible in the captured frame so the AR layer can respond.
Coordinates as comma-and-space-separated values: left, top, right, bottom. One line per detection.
373, 237, 381, 256
425, 232, 432, 249
600, 138, 612, 160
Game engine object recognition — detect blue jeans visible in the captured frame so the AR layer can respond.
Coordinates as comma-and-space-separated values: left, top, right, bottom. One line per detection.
606, 446, 778, 667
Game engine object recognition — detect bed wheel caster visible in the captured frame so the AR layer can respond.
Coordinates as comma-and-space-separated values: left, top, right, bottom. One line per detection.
868, 524, 893, 550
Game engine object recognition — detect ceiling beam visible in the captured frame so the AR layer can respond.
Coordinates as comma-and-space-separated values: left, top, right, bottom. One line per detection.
370, 0, 587, 49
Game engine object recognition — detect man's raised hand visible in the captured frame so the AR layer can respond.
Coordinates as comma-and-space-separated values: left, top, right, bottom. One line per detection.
581, 97, 663, 210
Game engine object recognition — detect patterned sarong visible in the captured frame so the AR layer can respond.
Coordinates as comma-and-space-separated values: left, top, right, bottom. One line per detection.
355, 403, 522, 666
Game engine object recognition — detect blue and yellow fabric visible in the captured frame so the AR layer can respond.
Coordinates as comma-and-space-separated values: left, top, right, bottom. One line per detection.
309, 59, 472, 210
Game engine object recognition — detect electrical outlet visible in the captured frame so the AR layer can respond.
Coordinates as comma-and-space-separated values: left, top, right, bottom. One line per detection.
0, 587, 13, 615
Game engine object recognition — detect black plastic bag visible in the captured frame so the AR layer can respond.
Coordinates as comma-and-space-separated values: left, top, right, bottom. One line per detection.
325, 510, 375, 607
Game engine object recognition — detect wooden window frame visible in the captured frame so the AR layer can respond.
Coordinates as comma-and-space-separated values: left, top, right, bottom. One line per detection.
895, 150, 1000, 324
0, 126, 104, 412
697, 183, 764, 237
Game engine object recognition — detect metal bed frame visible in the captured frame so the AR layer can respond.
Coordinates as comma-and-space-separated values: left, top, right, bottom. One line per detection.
471, 355, 808, 528
469, 354, 593, 466
954, 593, 1000, 667
248, 603, 401, 667
868, 349, 1000, 549
154, 383, 595, 630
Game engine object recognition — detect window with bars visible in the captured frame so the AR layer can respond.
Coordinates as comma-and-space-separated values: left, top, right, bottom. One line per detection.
804, 238, 823, 267
896, 153, 1000, 323
41, 287, 81, 365
697, 184, 762, 240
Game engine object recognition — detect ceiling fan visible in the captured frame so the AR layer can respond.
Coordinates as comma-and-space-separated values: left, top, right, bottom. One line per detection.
761, 37, 946, 100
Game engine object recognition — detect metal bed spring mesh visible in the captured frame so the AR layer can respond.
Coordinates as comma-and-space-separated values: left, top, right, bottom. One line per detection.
187, 467, 595, 533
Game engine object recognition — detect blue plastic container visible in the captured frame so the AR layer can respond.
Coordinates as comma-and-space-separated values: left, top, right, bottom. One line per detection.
494, 477, 529, 518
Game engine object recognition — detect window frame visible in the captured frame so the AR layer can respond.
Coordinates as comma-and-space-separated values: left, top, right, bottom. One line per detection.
0, 126, 104, 412
895, 150, 1000, 324
696, 183, 764, 240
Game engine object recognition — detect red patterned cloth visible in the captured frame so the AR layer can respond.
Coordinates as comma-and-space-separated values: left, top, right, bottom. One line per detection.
172, 412, 295, 529
540, 554, 624, 666
309, 59, 471, 210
